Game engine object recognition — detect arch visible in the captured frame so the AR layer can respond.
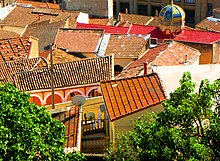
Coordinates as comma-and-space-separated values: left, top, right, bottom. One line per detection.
30, 94, 43, 106
44, 92, 64, 105
65, 89, 85, 102
114, 64, 123, 76
87, 87, 102, 98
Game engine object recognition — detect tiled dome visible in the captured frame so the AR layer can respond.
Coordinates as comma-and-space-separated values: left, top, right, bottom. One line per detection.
159, 3, 185, 36
159, 4, 185, 25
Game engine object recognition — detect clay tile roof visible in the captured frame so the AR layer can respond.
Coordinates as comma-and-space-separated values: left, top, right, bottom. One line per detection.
103, 34, 150, 58
100, 73, 166, 121
55, 28, 104, 53
53, 106, 79, 149
0, 57, 48, 85
23, 20, 66, 51
13, 56, 112, 91
16, 0, 60, 9
0, 37, 31, 62
0, 30, 20, 39
0, 6, 72, 28
89, 18, 110, 25
196, 18, 220, 33
116, 42, 200, 79
40, 48, 82, 64
118, 13, 154, 25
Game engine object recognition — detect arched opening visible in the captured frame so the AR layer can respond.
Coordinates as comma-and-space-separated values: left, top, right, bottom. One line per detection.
88, 88, 102, 98
66, 91, 83, 102
30, 96, 42, 106
46, 94, 62, 105
114, 64, 123, 76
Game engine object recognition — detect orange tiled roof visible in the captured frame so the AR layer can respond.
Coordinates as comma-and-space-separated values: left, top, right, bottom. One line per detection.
103, 34, 150, 58
117, 42, 200, 79
0, 37, 31, 62
23, 19, 66, 52
0, 6, 78, 28
196, 18, 220, 33
40, 48, 82, 64
55, 28, 104, 53
100, 73, 166, 121
16, 0, 60, 9
0, 30, 20, 39
13, 56, 112, 91
0, 57, 48, 84
53, 106, 79, 149
118, 13, 154, 25
89, 18, 110, 25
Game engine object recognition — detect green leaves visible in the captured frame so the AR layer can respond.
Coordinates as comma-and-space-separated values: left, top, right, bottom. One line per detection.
0, 83, 85, 161
105, 72, 220, 161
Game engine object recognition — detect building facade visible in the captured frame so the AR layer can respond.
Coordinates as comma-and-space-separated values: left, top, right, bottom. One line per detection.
113, 0, 220, 26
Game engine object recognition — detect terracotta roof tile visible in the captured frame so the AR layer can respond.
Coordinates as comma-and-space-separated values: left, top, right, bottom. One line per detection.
13, 56, 112, 91
196, 18, 220, 33
104, 34, 150, 58
116, 42, 200, 79
0, 57, 48, 84
40, 48, 82, 64
101, 73, 166, 121
89, 18, 110, 25
118, 13, 154, 25
0, 30, 20, 39
55, 28, 104, 53
16, 0, 60, 9
0, 6, 77, 28
0, 37, 31, 62
23, 20, 66, 51
53, 106, 79, 148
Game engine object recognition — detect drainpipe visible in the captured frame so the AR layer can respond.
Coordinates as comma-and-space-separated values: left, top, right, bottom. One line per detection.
76, 105, 82, 152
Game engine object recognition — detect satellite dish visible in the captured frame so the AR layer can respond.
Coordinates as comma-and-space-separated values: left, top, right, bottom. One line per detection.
72, 95, 86, 106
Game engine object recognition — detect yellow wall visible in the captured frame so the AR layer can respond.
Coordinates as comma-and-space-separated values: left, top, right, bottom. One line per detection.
110, 103, 164, 141
28, 36, 39, 58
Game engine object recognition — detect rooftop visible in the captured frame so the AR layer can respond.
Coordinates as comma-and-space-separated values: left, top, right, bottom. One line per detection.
0, 37, 31, 62
13, 56, 112, 91
55, 28, 104, 53
196, 17, 220, 33
100, 73, 166, 121
77, 23, 220, 44
0, 30, 20, 39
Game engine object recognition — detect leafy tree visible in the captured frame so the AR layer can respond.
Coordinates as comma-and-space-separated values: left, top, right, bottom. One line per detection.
0, 83, 85, 161
105, 72, 220, 161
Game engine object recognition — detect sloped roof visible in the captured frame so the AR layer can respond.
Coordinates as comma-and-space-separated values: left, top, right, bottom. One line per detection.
100, 73, 166, 121
118, 13, 154, 25
0, 30, 20, 39
77, 23, 220, 44
52, 106, 79, 149
0, 37, 31, 62
55, 28, 104, 53
16, 0, 60, 9
0, 6, 78, 28
196, 18, 220, 33
0, 57, 48, 84
89, 18, 110, 25
23, 20, 66, 51
116, 42, 200, 79
102, 34, 150, 58
13, 56, 112, 91
40, 48, 82, 64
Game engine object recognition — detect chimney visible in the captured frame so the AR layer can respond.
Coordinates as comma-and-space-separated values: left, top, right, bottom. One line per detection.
144, 62, 148, 75
125, 8, 128, 14
185, 54, 188, 63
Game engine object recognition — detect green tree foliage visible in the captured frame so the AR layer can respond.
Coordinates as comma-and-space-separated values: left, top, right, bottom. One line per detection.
105, 72, 220, 161
0, 83, 85, 161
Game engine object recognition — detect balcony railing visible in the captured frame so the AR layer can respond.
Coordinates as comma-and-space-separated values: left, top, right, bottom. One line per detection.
82, 119, 108, 135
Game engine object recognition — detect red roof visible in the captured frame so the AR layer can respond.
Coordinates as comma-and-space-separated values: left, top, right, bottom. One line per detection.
100, 73, 166, 121
77, 23, 220, 44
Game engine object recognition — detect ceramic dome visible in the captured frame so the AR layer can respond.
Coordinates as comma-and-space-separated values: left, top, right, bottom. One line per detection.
159, 3, 185, 36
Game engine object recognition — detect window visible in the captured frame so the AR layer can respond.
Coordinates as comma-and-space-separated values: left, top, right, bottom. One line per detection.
174, 0, 181, 2
138, 4, 148, 16
151, 6, 161, 16
184, 0, 195, 4
185, 9, 195, 25
208, 3, 213, 15
120, 2, 129, 13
